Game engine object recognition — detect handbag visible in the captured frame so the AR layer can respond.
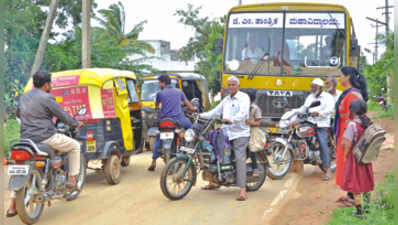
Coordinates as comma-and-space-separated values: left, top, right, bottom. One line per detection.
248, 105, 266, 152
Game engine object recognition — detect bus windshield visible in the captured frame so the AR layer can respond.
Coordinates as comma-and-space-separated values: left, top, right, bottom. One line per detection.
224, 12, 346, 75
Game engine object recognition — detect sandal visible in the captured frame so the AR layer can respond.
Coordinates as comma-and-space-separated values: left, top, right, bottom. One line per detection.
322, 174, 332, 181
147, 164, 156, 171
201, 184, 220, 190
236, 195, 248, 201
340, 199, 355, 207
336, 196, 349, 203
6, 209, 17, 218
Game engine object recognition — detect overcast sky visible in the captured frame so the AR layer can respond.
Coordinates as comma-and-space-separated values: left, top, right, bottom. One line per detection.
94, 0, 394, 64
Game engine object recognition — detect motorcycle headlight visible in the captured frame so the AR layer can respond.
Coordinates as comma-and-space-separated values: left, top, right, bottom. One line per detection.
184, 129, 196, 142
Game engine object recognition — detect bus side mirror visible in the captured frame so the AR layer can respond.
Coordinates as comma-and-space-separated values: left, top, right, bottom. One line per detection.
215, 38, 223, 54
350, 38, 360, 57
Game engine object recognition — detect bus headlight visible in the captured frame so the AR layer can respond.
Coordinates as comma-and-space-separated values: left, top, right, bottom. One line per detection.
184, 129, 196, 142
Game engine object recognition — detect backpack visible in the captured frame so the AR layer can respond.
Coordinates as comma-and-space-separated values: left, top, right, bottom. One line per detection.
353, 122, 386, 164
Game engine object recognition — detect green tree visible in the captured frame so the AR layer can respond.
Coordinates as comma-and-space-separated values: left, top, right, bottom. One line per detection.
175, 4, 225, 91
96, 1, 154, 53
363, 33, 394, 97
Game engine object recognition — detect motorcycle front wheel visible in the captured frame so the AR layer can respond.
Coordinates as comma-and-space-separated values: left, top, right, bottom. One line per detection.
15, 167, 44, 225
267, 142, 293, 180
160, 157, 196, 200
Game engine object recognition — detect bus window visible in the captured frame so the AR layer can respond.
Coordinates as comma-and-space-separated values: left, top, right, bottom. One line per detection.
284, 12, 346, 71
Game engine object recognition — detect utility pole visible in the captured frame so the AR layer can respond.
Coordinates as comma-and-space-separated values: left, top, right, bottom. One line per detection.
82, 0, 91, 68
239, 0, 242, 6
377, 0, 393, 34
369, 23, 382, 64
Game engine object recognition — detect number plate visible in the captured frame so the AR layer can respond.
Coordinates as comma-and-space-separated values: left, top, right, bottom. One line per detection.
160, 132, 174, 140
86, 141, 97, 153
8, 165, 30, 176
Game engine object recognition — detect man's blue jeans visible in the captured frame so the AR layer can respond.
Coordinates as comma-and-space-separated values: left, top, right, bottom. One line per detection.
316, 127, 330, 170
152, 115, 192, 159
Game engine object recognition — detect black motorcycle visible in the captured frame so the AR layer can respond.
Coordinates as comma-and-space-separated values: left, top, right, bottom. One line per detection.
5, 121, 86, 225
160, 114, 268, 200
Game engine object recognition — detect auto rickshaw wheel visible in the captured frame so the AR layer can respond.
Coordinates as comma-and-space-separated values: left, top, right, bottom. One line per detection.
121, 155, 131, 167
104, 154, 121, 185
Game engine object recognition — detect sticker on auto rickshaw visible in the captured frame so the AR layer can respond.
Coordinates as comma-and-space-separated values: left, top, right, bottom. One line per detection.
101, 89, 116, 118
51, 86, 92, 120
52, 75, 80, 88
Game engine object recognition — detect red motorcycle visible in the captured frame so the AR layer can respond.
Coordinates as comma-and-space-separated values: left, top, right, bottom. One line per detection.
267, 101, 336, 180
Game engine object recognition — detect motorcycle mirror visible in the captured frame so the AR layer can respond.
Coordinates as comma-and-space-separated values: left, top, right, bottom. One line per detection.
191, 98, 200, 108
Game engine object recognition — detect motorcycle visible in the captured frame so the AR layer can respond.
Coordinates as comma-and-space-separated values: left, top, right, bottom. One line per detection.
147, 102, 198, 164
373, 88, 387, 111
157, 117, 184, 163
160, 114, 268, 200
5, 120, 87, 225
267, 101, 336, 180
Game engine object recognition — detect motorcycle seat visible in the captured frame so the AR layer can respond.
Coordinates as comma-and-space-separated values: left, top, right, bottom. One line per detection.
160, 117, 182, 129
36, 143, 56, 159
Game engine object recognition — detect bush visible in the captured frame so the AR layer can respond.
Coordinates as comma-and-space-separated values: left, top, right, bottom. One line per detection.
4, 119, 20, 155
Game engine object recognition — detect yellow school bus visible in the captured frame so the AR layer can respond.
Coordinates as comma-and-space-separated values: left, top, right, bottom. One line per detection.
220, 2, 360, 126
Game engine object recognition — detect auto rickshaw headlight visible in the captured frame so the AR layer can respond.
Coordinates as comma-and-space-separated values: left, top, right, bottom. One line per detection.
184, 129, 196, 142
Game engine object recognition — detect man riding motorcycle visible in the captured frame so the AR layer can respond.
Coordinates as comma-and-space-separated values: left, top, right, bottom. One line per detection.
6, 71, 84, 218
147, 74, 197, 171
199, 76, 251, 201
299, 78, 334, 180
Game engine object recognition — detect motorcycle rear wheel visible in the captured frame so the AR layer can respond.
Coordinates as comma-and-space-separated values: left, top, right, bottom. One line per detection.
15, 167, 44, 225
160, 158, 196, 200
246, 152, 267, 192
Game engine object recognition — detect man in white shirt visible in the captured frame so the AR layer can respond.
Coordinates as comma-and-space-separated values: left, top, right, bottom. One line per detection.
325, 76, 342, 104
200, 76, 250, 201
300, 78, 334, 180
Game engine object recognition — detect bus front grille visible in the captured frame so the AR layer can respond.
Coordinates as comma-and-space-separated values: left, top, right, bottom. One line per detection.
255, 90, 309, 118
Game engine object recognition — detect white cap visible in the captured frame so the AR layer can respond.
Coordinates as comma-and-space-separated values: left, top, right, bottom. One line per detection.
227, 76, 240, 85
312, 78, 324, 87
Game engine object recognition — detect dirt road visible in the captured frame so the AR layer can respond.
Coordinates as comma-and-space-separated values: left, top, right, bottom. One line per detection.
3, 152, 302, 225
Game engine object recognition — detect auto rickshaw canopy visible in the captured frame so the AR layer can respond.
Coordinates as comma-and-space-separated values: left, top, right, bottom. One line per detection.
24, 68, 137, 93
141, 72, 210, 111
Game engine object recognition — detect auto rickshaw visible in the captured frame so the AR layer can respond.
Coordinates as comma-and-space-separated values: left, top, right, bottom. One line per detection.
140, 72, 210, 152
23, 68, 144, 185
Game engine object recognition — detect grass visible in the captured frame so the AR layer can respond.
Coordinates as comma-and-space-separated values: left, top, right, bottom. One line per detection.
327, 172, 395, 225
367, 100, 394, 120
3, 119, 20, 155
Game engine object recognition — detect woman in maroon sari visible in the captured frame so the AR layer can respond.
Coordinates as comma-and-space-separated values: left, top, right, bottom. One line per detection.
340, 99, 374, 216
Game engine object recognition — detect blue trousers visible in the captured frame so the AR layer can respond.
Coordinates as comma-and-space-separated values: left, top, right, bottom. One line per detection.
316, 127, 330, 170
152, 115, 192, 159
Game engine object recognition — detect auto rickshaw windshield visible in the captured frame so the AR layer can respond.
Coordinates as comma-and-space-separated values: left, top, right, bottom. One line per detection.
140, 79, 179, 101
